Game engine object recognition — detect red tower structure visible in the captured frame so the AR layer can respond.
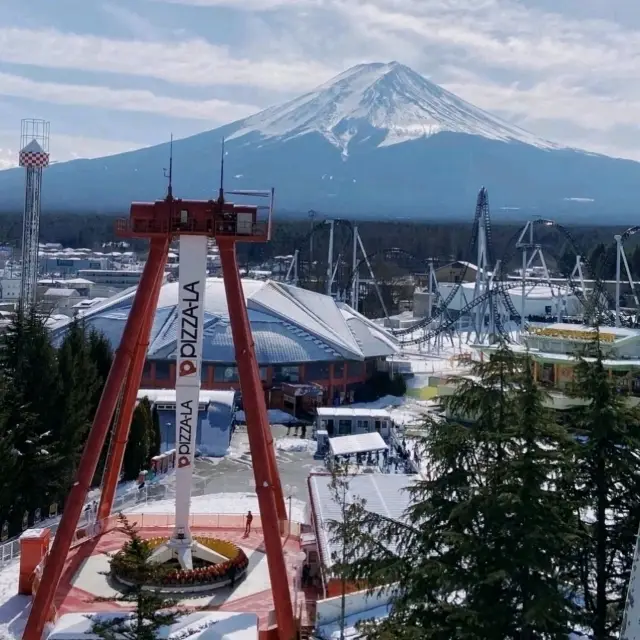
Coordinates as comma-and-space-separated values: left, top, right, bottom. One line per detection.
23, 189, 296, 640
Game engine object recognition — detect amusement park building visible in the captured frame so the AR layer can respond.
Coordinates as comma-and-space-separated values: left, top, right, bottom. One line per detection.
440, 323, 640, 413
51, 278, 398, 409
439, 282, 583, 318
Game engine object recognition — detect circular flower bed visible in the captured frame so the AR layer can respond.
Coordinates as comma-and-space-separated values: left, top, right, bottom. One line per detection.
111, 536, 249, 588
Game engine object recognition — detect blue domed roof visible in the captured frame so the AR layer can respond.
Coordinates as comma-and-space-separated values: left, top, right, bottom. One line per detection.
52, 278, 397, 365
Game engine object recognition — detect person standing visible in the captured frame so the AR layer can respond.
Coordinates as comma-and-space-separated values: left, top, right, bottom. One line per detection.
244, 510, 253, 537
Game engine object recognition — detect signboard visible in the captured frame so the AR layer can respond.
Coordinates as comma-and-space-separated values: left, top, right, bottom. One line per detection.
174, 235, 208, 535
529, 327, 616, 343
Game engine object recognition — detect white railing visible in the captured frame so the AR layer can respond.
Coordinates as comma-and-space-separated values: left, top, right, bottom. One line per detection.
0, 539, 20, 566
0, 486, 152, 568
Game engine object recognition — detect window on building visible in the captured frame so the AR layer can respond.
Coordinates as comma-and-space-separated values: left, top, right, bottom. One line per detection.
333, 362, 345, 378
356, 419, 369, 431
259, 367, 268, 381
541, 363, 555, 385
338, 419, 352, 435
155, 360, 170, 380
305, 362, 330, 381
201, 364, 209, 383
143, 360, 151, 377
346, 361, 365, 378
273, 365, 300, 383
214, 365, 239, 382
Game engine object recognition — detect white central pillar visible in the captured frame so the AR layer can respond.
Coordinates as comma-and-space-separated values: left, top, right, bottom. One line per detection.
172, 234, 208, 568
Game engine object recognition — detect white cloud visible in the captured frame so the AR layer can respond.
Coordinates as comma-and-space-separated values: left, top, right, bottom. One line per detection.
0, 27, 337, 92
1, 0, 640, 160
147, 0, 311, 7
0, 72, 260, 122
330, 0, 640, 80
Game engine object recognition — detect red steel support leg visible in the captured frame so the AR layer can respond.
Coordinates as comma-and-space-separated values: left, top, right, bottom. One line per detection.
23, 237, 170, 640
97, 255, 167, 521
218, 239, 295, 640
238, 290, 287, 523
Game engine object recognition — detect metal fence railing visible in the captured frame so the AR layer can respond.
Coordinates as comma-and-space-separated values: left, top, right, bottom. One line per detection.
0, 487, 149, 568
123, 512, 302, 537
0, 490, 303, 569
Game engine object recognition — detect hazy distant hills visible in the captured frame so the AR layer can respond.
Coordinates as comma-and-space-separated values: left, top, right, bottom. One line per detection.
1, 61, 639, 222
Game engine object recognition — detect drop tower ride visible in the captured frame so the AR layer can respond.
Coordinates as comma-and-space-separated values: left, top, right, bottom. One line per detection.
23, 164, 295, 639
18, 119, 50, 308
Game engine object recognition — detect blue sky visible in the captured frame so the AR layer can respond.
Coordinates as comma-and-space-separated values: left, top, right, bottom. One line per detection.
0, 0, 637, 167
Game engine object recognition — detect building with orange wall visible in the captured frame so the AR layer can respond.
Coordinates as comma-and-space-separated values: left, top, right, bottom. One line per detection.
446, 323, 640, 411
50, 278, 398, 410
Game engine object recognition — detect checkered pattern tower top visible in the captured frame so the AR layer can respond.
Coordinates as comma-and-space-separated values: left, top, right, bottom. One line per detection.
19, 139, 50, 168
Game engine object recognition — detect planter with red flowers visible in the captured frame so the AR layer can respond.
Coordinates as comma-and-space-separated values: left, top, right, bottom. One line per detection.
111, 536, 250, 593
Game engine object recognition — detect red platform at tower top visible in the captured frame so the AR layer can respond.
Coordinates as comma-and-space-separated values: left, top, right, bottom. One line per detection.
23, 188, 297, 640
117, 192, 272, 241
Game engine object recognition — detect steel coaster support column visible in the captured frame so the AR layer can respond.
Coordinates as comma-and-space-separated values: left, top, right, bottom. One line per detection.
351, 225, 358, 308
326, 220, 334, 297
615, 235, 622, 326
218, 239, 295, 640
97, 251, 168, 521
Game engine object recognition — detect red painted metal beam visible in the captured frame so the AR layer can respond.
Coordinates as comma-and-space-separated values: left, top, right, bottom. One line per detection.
235, 283, 287, 523
23, 237, 170, 640
218, 239, 296, 640
97, 253, 168, 521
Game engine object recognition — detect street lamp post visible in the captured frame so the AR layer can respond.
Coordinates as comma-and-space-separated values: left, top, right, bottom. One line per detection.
285, 484, 297, 537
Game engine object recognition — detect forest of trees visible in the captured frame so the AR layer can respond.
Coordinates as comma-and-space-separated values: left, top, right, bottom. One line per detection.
328, 336, 640, 640
0, 308, 159, 540
0, 211, 637, 281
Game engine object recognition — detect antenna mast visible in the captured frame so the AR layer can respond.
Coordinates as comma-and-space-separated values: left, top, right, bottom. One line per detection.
164, 134, 174, 200
218, 138, 225, 203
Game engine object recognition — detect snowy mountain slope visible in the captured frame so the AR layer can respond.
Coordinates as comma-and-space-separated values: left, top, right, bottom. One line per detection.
0, 61, 639, 220
227, 62, 558, 154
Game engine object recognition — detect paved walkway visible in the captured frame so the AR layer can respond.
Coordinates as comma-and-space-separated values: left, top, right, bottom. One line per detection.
54, 526, 314, 630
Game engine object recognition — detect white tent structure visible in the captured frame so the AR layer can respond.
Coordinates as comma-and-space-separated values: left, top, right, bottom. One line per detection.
328, 432, 388, 457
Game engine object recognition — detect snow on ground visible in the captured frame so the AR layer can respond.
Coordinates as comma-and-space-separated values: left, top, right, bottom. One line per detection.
317, 604, 391, 639
0, 561, 28, 640
235, 409, 298, 424
125, 491, 308, 524
275, 438, 315, 453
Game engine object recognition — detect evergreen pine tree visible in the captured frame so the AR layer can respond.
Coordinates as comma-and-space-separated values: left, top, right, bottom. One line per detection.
54, 319, 99, 492
92, 515, 182, 640
338, 344, 580, 639
566, 330, 640, 638
3, 395, 62, 533
88, 329, 114, 412
0, 307, 61, 527
0, 306, 58, 430
87, 329, 115, 485
123, 399, 152, 482
149, 404, 162, 462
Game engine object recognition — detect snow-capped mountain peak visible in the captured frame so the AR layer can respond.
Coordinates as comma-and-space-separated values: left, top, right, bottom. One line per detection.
228, 61, 556, 154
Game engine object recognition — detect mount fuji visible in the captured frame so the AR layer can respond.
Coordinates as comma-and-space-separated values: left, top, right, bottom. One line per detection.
1, 61, 640, 221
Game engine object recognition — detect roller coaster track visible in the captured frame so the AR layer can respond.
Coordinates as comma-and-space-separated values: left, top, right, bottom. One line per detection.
396, 276, 586, 346
392, 188, 490, 337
